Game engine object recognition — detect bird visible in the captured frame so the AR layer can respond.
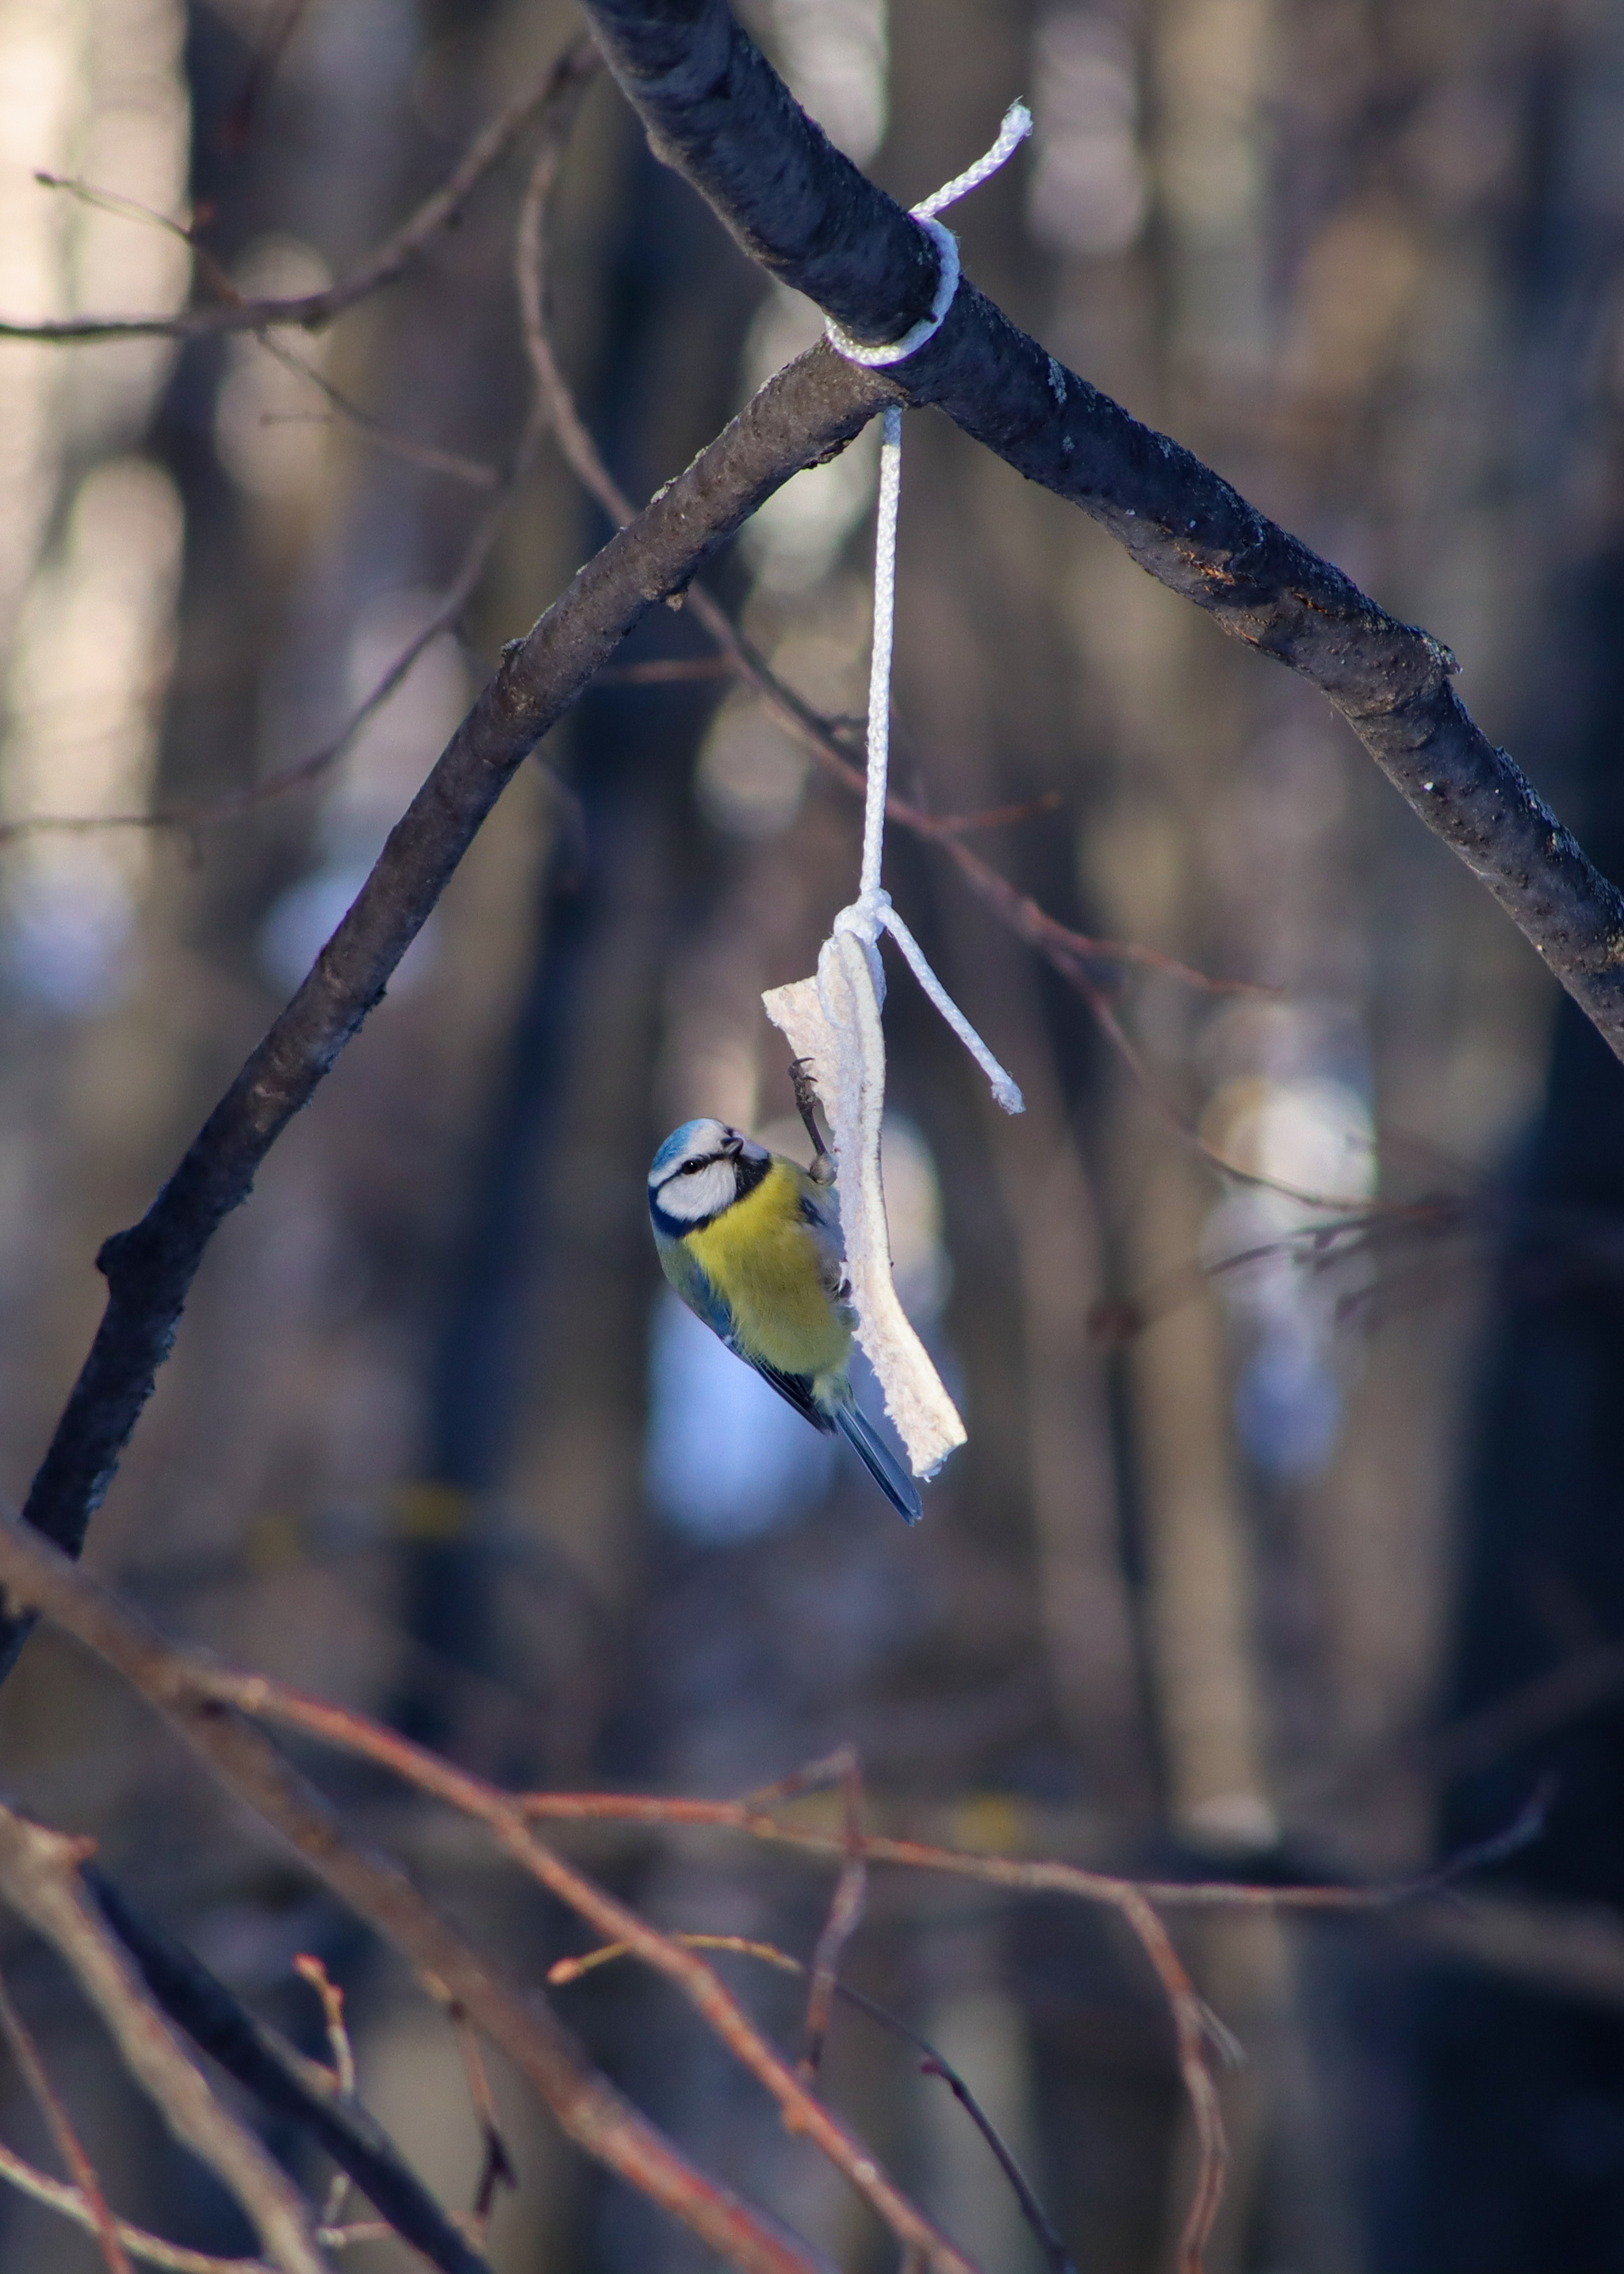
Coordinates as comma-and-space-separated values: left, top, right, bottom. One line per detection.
647, 1116, 922, 1523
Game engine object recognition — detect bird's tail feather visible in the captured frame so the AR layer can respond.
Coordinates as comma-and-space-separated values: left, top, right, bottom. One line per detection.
835, 1402, 922, 1525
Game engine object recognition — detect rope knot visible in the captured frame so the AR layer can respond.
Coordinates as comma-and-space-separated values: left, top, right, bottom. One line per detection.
832, 890, 891, 947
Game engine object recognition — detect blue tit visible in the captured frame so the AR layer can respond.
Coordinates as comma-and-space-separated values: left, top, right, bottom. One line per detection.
648, 1117, 922, 1525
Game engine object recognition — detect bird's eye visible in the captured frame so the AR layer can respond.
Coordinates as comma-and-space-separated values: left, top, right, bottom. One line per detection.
680, 1159, 705, 1176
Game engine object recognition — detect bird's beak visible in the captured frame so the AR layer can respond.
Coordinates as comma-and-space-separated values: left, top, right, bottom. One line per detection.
721, 1134, 743, 1158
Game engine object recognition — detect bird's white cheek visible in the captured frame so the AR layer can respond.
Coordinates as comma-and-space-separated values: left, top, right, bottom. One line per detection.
659, 1162, 735, 1223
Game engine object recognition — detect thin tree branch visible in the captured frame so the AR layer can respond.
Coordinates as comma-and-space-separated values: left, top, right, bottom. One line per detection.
798, 1748, 866, 2082
0, 1519, 1547, 2274
0, 1519, 979, 2273
0, 44, 600, 860
0, 2134, 278, 2273
83, 1871, 492, 2274
251, 333, 500, 489
289, 1959, 354, 2251
0, 38, 603, 343
0, 2134, 442, 2272
32, 174, 500, 491
0, 1806, 326, 2274
221, 0, 317, 152
442, 2005, 516, 2239
551, 1935, 1077, 2274
508, 1784, 1545, 1914
0, 1962, 132, 2274
291, 1954, 356, 2100
0, 1522, 845, 2274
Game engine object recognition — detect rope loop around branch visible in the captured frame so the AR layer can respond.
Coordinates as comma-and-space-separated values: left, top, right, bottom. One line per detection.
822, 101, 1031, 369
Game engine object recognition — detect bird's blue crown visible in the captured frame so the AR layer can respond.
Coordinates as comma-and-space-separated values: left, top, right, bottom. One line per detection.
650, 1120, 714, 1178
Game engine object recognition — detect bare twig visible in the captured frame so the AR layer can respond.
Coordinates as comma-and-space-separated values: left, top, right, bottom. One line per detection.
0, 2132, 440, 2272
0, 46, 600, 860
0, 1516, 1550, 2274
1115, 1889, 1227, 2274
444, 2006, 518, 2236
509, 1786, 1542, 1915
552, 1935, 1077, 2274
1090, 1201, 1465, 1350
292, 1953, 356, 2099
0, 1963, 132, 2274
292, 1954, 357, 2230
253, 332, 500, 488
0, 2132, 274, 2273
0, 1522, 847, 2274
222, 0, 316, 151
0, 38, 603, 343
86, 1869, 492, 2274
799, 1748, 867, 2081
33, 174, 500, 490
0, 1806, 325, 2274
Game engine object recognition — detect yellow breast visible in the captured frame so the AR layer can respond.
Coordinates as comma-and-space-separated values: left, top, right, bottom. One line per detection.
684, 1159, 852, 1383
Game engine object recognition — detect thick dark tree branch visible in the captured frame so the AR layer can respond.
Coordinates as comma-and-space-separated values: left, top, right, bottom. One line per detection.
581, 0, 1624, 1056
2, 341, 889, 1671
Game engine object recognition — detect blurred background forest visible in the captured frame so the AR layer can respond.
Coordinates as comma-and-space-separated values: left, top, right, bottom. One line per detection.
0, 0, 1621, 2267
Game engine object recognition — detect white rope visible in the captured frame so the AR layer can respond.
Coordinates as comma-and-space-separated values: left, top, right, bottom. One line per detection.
913, 99, 1034, 220
859, 405, 902, 902
829, 396, 1024, 1115
822, 101, 1028, 1114
881, 905, 1025, 1114
822, 101, 1031, 368
761, 102, 1030, 1483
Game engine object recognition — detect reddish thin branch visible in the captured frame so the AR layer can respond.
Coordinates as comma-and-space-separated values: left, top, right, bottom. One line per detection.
0, 1804, 325, 2274
0, 1512, 1542, 2274
292, 1953, 356, 2100
477, 1819, 971, 2268
443, 2005, 517, 2237
550, 1933, 1077, 2274
1113, 1889, 1227, 2274
0, 2131, 281, 2272
0, 1515, 872, 2274
798, 1748, 867, 2081
0, 1521, 975, 2270
0, 1963, 132, 2274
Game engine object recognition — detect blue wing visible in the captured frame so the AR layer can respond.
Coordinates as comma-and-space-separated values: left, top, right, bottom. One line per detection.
656, 1232, 833, 1434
